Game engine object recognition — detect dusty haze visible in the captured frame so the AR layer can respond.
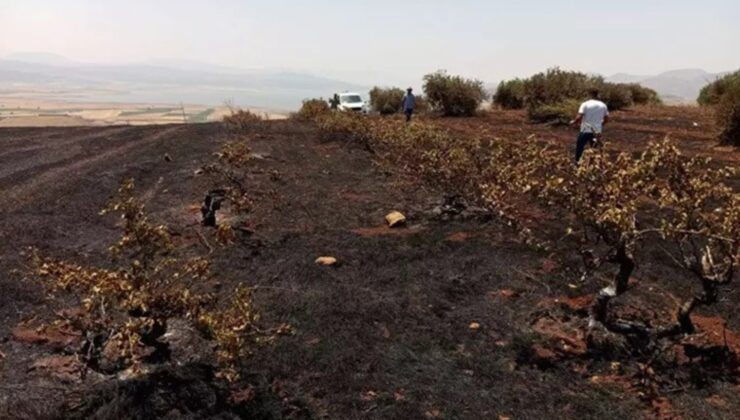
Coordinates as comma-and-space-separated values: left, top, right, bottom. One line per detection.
2, 0, 739, 86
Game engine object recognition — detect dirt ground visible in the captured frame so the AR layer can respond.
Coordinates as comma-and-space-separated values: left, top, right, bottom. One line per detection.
437, 105, 738, 164
0, 107, 738, 419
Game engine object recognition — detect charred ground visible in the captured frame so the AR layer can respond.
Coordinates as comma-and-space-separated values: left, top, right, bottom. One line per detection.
0, 107, 738, 419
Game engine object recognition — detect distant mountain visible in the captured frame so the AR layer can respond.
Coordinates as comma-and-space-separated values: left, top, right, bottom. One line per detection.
607, 69, 732, 104
0, 54, 367, 110
608, 73, 650, 84
4, 52, 80, 67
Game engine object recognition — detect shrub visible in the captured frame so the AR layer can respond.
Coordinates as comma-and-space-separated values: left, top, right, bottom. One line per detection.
314, 110, 374, 151
626, 83, 662, 105
223, 109, 264, 132
694, 71, 740, 145
598, 83, 634, 111
32, 180, 283, 380
527, 99, 580, 125
203, 141, 256, 216
520, 68, 658, 121
648, 145, 739, 333
369, 87, 405, 115
523, 68, 592, 108
294, 98, 331, 120
698, 71, 740, 106
716, 78, 740, 146
493, 79, 526, 109
422, 70, 487, 116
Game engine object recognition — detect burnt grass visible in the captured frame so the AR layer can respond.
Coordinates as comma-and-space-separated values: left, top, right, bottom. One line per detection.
0, 109, 738, 419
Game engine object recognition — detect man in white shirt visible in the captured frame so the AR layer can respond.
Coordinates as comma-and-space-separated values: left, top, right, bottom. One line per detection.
570, 88, 609, 162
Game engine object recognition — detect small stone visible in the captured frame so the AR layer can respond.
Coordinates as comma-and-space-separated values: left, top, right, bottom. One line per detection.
163, 318, 215, 366
315, 256, 338, 266
424, 409, 442, 419
469, 322, 481, 330
249, 152, 271, 160
385, 211, 406, 228
493, 289, 518, 299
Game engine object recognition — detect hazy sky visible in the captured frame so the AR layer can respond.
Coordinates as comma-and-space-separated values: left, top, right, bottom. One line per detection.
1, 0, 739, 85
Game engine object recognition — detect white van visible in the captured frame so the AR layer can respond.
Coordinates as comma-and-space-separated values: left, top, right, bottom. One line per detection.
336, 92, 369, 113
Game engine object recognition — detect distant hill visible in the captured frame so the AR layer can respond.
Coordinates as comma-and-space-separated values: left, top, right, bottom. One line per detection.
0, 54, 367, 110
608, 69, 732, 104
4, 52, 80, 67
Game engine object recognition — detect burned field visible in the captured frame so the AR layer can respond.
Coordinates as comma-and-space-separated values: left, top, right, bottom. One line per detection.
0, 107, 738, 419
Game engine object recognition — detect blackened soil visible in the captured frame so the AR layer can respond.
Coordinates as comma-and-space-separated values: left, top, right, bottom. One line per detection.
0, 116, 736, 419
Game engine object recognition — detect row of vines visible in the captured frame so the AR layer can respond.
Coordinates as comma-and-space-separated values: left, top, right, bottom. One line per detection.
309, 109, 738, 352
26, 111, 283, 395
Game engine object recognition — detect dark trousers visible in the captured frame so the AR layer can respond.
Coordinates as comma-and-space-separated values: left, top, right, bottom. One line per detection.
404, 108, 414, 122
575, 132, 596, 162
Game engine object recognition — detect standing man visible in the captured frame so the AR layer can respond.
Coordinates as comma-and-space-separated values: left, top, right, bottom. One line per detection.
570, 88, 609, 163
330, 93, 339, 110
402, 88, 416, 123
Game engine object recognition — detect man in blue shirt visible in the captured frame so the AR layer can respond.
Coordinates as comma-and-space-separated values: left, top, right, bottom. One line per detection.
402, 88, 416, 122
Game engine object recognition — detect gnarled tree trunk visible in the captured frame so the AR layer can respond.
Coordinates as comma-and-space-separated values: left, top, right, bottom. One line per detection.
590, 240, 635, 326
